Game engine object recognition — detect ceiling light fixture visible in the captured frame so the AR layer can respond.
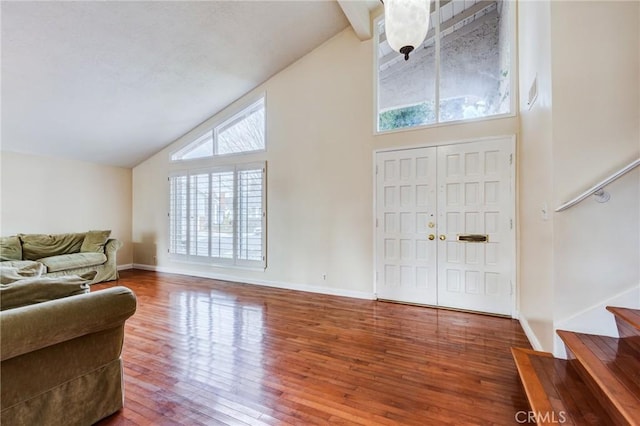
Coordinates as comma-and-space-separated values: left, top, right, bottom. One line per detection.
382, 0, 431, 61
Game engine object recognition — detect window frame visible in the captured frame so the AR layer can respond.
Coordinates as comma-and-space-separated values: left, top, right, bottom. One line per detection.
373, 0, 517, 135
170, 95, 266, 162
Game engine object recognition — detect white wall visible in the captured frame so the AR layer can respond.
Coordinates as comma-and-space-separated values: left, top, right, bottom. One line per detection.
517, 0, 555, 351
518, 0, 640, 354
550, 0, 639, 349
132, 27, 517, 298
0, 151, 133, 265
133, 29, 376, 298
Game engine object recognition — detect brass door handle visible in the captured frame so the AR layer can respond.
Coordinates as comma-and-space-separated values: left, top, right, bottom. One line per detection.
428, 234, 435, 240
439, 235, 446, 241
457, 234, 488, 243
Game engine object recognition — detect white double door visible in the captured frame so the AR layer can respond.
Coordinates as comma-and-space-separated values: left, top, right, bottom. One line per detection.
375, 138, 515, 316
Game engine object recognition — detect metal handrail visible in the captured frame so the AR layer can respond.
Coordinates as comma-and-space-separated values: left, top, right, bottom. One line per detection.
555, 157, 640, 212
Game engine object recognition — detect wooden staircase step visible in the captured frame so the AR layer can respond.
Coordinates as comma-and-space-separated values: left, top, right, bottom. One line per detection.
511, 347, 612, 425
607, 306, 640, 338
557, 330, 640, 425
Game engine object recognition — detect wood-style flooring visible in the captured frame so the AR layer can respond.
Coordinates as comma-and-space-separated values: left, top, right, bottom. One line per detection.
95, 269, 532, 425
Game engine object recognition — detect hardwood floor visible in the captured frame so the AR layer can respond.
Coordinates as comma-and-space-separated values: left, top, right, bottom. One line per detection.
94, 270, 531, 425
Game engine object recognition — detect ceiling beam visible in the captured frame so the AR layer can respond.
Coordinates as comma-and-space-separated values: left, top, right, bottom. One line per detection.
337, 0, 377, 41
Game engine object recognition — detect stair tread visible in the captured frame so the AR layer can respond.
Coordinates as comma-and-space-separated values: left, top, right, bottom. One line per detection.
607, 306, 640, 337
606, 307, 640, 330
557, 330, 640, 423
511, 347, 613, 425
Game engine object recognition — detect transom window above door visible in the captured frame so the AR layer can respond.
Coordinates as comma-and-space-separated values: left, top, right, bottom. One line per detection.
376, 0, 515, 132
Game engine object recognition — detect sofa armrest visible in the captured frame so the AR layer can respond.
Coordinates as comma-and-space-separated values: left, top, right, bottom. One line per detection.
104, 238, 123, 262
0, 286, 136, 361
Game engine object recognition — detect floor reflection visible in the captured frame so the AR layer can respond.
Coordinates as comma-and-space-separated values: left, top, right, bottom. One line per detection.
170, 289, 265, 400
95, 270, 532, 425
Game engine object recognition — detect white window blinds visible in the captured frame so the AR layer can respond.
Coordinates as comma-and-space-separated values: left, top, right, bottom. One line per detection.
237, 168, 264, 263
169, 175, 188, 255
169, 163, 266, 268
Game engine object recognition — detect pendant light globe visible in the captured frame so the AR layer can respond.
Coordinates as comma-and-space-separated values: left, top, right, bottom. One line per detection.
383, 0, 430, 61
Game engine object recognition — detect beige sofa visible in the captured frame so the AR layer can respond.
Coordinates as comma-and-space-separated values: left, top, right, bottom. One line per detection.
0, 285, 137, 425
0, 231, 121, 284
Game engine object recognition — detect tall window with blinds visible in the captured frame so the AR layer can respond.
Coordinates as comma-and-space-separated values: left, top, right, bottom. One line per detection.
169, 95, 267, 269
169, 164, 266, 268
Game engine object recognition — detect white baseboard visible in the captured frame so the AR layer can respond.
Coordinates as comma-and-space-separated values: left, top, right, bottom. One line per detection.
518, 315, 544, 352
553, 285, 640, 358
131, 263, 375, 300
132, 263, 155, 271
117, 263, 133, 271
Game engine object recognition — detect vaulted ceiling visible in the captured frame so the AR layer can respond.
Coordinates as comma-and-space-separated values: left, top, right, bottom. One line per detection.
1, 1, 366, 168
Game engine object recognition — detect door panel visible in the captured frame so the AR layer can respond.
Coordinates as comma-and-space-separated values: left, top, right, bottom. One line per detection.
376, 147, 438, 305
375, 138, 514, 316
436, 139, 514, 316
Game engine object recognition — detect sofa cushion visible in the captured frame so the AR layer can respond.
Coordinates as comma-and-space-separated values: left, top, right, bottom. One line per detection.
38, 253, 107, 273
20, 233, 85, 260
80, 230, 111, 253
0, 271, 96, 311
0, 236, 22, 261
0, 262, 46, 284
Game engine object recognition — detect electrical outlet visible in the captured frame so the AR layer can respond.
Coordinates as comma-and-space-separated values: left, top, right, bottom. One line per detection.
322, 274, 327, 281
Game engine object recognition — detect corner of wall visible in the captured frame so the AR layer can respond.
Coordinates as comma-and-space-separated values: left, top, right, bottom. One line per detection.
518, 314, 544, 351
